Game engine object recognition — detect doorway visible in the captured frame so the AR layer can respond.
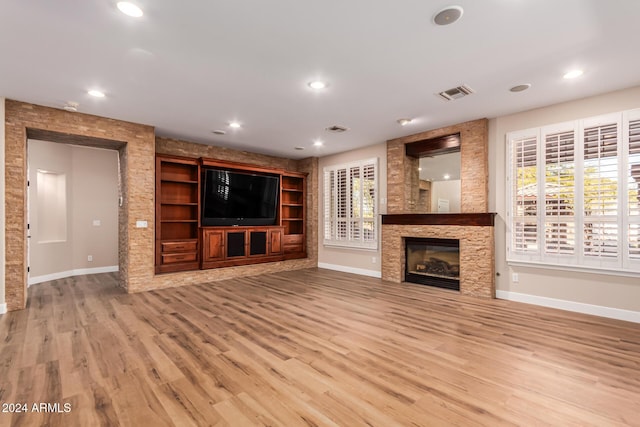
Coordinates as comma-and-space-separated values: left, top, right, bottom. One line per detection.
27, 139, 120, 285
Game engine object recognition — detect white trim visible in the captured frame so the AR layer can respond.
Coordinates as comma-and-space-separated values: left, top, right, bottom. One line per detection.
0, 304, 6, 315
318, 262, 381, 278
28, 265, 119, 286
507, 260, 640, 278
496, 290, 640, 324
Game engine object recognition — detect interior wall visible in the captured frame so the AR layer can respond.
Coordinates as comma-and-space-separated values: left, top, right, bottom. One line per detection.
0, 98, 5, 313
489, 85, 640, 313
317, 142, 387, 276
70, 145, 119, 272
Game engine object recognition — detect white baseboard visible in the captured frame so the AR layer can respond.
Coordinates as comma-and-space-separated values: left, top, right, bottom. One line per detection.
496, 290, 640, 324
28, 265, 119, 286
0, 303, 6, 315
318, 262, 381, 278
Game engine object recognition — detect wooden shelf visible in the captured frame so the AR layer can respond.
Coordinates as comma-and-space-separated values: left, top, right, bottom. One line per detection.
156, 155, 200, 273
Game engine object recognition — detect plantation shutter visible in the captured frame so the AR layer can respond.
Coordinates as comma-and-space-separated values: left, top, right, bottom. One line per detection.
582, 122, 619, 259
362, 163, 376, 244
511, 134, 539, 254
323, 158, 378, 249
544, 130, 575, 255
628, 118, 640, 260
323, 170, 334, 241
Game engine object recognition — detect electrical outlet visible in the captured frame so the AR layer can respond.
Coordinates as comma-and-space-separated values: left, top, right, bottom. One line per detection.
372, 256, 377, 264
512, 273, 519, 283
88, 255, 93, 262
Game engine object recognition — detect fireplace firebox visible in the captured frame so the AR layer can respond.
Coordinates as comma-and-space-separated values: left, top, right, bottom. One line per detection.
405, 237, 460, 291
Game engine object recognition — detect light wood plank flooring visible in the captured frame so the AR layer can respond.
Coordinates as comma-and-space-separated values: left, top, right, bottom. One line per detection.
0, 268, 639, 426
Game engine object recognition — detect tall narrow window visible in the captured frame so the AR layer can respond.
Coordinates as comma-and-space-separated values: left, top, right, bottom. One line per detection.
510, 134, 538, 254
324, 158, 378, 249
628, 117, 640, 260
544, 130, 575, 255
583, 122, 619, 259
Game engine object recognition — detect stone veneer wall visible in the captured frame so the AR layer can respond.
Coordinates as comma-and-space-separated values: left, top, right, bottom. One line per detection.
382, 118, 494, 298
4, 100, 155, 310
4, 101, 318, 311
381, 225, 495, 298
386, 118, 488, 213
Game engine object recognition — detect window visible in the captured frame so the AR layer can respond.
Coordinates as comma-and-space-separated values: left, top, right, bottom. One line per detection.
323, 158, 378, 249
506, 109, 640, 274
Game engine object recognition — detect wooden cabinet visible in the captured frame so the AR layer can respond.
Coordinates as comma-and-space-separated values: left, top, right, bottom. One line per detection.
281, 173, 306, 259
155, 155, 200, 273
201, 226, 285, 269
155, 155, 306, 273
202, 229, 224, 262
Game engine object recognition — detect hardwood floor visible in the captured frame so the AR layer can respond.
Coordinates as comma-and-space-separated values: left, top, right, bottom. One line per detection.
1, 268, 639, 426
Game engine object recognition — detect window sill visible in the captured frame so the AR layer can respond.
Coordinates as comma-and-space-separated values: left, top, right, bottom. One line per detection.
507, 259, 640, 278
323, 241, 378, 251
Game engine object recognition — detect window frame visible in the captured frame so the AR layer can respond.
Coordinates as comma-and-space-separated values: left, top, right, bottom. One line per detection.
323, 158, 378, 250
506, 109, 640, 276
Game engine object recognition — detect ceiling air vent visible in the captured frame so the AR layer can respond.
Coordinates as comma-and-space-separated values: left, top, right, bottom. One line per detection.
325, 125, 349, 133
437, 84, 474, 101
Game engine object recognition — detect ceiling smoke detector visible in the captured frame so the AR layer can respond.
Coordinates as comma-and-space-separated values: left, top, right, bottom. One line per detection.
325, 125, 349, 133
212, 130, 226, 135
62, 101, 79, 112
437, 84, 474, 101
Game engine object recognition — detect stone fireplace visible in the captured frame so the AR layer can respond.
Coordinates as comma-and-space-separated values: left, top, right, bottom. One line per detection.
382, 118, 495, 298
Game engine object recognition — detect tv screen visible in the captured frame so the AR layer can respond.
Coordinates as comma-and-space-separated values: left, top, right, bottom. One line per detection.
201, 169, 279, 226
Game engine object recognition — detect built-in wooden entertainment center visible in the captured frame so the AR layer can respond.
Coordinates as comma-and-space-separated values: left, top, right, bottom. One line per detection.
155, 154, 307, 273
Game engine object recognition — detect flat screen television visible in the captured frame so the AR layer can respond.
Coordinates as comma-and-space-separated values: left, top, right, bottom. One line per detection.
201, 168, 280, 226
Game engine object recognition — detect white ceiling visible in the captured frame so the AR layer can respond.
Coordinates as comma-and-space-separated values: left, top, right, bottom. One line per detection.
1, 1, 639, 159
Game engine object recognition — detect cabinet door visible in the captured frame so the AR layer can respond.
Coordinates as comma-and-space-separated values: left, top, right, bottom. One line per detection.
203, 230, 224, 261
269, 228, 283, 255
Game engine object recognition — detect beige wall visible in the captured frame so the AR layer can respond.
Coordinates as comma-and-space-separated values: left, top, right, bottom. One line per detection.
489, 85, 640, 313
27, 140, 119, 281
317, 142, 387, 275
0, 98, 4, 311
71, 145, 119, 271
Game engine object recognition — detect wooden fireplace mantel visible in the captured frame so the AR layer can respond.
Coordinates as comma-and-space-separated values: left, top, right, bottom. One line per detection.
381, 213, 496, 227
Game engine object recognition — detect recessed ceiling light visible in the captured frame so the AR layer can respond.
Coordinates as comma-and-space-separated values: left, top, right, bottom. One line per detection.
313, 140, 323, 147
563, 69, 584, 79
397, 118, 412, 126
88, 89, 105, 98
229, 122, 241, 128
510, 84, 531, 93
308, 81, 327, 89
433, 5, 464, 26
443, 174, 451, 180
117, 2, 143, 17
